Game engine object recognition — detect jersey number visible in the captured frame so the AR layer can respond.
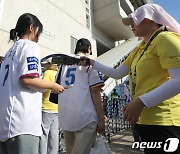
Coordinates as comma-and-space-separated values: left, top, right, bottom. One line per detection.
65, 68, 76, 85
3, 64, 9, 86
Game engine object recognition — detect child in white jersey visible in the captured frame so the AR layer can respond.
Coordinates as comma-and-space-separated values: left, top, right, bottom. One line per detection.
0, 13, 64, 154
58, 38, 105, 154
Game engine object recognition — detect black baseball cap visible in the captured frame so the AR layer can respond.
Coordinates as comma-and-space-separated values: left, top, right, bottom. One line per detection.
76, 38, 91, 47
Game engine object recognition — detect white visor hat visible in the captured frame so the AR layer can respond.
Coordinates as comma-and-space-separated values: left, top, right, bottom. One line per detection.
41, 57, 53, 65
122, 4, 180, 34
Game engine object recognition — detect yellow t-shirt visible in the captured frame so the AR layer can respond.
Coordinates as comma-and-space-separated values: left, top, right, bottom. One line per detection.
123, 30, 180, 126
42, 69, 58, 112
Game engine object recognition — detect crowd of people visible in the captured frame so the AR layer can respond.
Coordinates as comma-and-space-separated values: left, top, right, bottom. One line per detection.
0, 3, 179, 154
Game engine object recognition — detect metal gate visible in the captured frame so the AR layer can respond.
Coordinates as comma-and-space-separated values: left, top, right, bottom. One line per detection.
105, 97, 131, 142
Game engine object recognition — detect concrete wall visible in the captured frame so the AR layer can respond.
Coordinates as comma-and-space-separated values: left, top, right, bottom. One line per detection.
0, 0, 115, 58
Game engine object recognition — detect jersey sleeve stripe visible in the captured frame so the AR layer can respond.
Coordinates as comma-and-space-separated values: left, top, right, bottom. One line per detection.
89, 82, 104, 88
20, 73, 40, 79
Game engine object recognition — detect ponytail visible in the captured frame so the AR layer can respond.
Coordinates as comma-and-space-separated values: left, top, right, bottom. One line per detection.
9, 29, 17, 42
9, 13, 43, 42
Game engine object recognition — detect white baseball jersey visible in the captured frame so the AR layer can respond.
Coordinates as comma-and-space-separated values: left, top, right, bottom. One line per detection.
0, 39, 42, 142
58, 64, 104, 131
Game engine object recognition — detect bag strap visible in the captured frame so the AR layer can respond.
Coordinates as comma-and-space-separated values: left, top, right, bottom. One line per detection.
138, 28, 163, 62
130, 28, 164, 97
131, 28, 164, 77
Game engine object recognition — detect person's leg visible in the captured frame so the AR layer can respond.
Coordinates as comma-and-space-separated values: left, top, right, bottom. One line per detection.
116, 100, 119, 116
1, 135, 39, 154
39, 112, 51, 154
112, 99, 115, 114
132, 123, 141, 142
63, 130, 75, 154
138, 124, 180, 154
47, 113, 59, 154
72, 121, 97, 154
0, 141, 8, 154
17, 135, 39, 154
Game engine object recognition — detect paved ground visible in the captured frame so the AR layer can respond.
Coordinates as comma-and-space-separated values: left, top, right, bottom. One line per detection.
108, 129, 143, 154
59, 129, 144, 154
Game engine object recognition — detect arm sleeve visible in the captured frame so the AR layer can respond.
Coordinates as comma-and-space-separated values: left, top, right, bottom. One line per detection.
139, 68, 180, 108
93, 62, 129, 79
19, 42, 41, 79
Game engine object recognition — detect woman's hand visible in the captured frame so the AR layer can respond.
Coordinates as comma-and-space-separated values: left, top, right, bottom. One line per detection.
123, 98, 145, 124
51, 83, 65, 94
77, 57, 95, 66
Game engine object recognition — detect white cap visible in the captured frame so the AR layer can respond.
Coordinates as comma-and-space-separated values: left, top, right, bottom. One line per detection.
122, 4, 180, 34
41, 57, 53, 65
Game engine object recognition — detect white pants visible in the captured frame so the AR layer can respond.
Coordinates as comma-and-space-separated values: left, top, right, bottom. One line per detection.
64, 121, 97, 154
39, 111, 58, 154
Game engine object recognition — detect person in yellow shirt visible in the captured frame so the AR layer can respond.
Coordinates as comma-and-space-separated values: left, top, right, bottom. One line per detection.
79, 4, 180, 154
39, 59, 59, 154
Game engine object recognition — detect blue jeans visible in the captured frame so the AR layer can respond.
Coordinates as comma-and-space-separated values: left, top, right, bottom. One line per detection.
0, 134, 39, 154
39, 111, 58, 154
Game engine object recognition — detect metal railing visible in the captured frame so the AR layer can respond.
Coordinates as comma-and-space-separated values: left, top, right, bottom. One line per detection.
105, 98, 131, 142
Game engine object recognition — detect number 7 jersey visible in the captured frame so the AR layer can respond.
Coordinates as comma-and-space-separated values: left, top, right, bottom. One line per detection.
0, 39, 42, 142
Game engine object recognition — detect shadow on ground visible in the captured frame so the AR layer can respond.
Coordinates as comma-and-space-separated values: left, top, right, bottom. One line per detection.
108, 129, 144, 154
